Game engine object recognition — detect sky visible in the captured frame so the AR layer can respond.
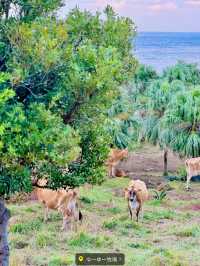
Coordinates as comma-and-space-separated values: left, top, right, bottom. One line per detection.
60, 0, 200, 32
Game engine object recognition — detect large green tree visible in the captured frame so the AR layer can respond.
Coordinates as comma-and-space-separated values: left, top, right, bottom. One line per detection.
0, 4, 137, 264
0, 5, 137, 190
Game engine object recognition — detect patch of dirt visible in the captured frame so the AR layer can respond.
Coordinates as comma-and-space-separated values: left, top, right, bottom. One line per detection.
121, 144, 184, 173
118, 144, 184, 187
15, 241, 29, 249
185, 204, 200, 211
112, 188, 124, 197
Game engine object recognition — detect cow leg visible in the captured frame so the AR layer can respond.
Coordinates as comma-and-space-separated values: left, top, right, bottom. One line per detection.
111, 166, 115, 177
186, 174, 192, 191
73, 216, 78, 232
62, 217, 67, 231
136, 206, 141, 222
44, 206, 49, 222
128, 206, 133, 220
108, 165, 112, 177
140, 206, 144, 221
62, 217, 70, 231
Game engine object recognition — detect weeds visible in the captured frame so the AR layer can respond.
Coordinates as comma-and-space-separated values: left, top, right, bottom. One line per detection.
10, 218, 42, 234
102, 219, 118, 230
153, 190, 167, 201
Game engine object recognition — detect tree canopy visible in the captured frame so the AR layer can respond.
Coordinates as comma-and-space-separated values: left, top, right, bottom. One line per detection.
0, 4, 137, 196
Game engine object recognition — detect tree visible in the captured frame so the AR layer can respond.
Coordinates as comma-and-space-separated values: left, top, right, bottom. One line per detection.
0, 4, 137, 264
1, 7, 137, 185
163, 61, 200, 85
0, 0, 64, 21
160, 87, 200, 158
106, 86, 139, 149
133, 62, 200, 175
135, 67, 186, 175
0, 73, 80, 195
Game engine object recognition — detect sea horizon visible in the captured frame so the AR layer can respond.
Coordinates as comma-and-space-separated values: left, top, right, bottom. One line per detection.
134, 32, 200, 72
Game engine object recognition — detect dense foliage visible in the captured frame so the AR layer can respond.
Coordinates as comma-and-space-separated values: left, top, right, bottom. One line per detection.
120, 62, 200, 174
0, 3, 137, 195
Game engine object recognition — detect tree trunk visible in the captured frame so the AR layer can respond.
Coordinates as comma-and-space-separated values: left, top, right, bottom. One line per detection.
163, 149, 168, 176
0, 200, 10, 266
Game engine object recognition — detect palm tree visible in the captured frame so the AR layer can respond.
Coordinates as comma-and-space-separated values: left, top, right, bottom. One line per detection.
163, 61, 200, 85
160, 87, 200, 158
107, 87, 140, 149
140, 79, 186, 175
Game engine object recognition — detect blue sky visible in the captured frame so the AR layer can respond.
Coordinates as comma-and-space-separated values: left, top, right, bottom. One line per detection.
61, 0, 200, 32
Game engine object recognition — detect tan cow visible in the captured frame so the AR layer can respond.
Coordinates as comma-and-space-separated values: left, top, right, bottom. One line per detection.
185, 157, 200, 190
124, 180, 149, 222
106, 148, 128, 177
33, 179, 82, 230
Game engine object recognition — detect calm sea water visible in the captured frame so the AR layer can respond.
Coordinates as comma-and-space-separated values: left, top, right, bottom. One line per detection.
135, 32, 200, 72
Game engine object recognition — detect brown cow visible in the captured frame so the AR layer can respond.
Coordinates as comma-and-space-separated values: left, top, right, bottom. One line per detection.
124, 180, 149, 222
185, 157, 200, 190
33, 179, 82, 230
106, 148, 128, 177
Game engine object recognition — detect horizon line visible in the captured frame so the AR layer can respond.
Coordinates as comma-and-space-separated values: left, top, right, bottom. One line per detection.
138, 31, 200, 33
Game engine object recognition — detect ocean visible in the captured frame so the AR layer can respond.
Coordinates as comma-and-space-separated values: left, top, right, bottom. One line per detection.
134, 32, 200, 72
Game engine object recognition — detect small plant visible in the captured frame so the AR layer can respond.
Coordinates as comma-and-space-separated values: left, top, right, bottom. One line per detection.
69, 232, 112, 248
153, 190, 167, 201
36, 233, 54, 248
175, 226, 200, 238
103, 219, 118, 230
10, 219, 42, 234
177, 166, 187, 181
106, 207, 121, 214
144, 210, 175, 221
80, 196, 94, 204
49, 256, 72, 266
128, 242, 151, 249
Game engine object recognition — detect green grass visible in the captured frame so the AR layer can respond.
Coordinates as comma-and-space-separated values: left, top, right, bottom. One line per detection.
36, 232, 55, 248
103, 219, 118, 230
8, 178, 200, 266
69, 232, 112, 248
143, 209, 176, 221
10, 218, 42, 234
174, 226, 200, 238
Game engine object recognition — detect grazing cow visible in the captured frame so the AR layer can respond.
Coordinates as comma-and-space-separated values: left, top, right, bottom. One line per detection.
33, 179, 83, 231
124, 180, 149, 222
106, 148, 128, 177
185, 157, 200, 190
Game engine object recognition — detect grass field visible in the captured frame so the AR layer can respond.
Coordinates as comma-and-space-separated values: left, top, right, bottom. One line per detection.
8, 177, 200, 266
7, 145, 200, 266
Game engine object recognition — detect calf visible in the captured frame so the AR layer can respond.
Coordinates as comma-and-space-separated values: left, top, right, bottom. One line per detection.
33, 179, 82, 230
106, 148, 128, 177
124, 180, 148, 222
185, 157, 200, 190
